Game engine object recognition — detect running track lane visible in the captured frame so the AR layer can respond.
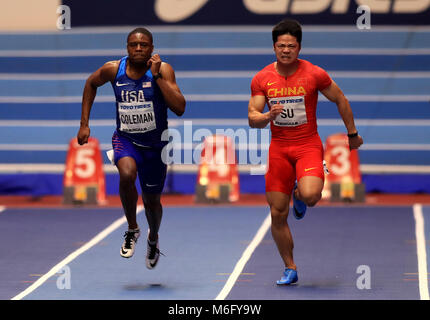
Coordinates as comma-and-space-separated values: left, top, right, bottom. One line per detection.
4, 205, 428, 299
0, 207, 124, 300
227, 206, 424, 300
11, 206, 268, 300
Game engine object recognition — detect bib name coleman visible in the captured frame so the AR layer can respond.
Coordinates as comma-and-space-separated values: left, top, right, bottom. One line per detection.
118, 102, 156, 133
120, 112, 154, 125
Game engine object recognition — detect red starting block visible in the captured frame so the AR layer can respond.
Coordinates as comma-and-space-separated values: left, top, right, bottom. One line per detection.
63, 137, 106, 205
322, 133, 365, 202
195, 134, 239, 203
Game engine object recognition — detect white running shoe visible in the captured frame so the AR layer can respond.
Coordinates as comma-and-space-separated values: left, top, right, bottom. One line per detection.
146, 237, 163, 269
120, 229, 140, 258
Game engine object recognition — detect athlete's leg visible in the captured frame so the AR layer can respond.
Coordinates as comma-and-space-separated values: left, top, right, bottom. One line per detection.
142, 193, 163, 242
112, 131, 142, 230
265, 141, 297, 269
137, 147, 167, 243
294, 135, 325, 207
116, 157, 139, 229
113, 133, 143, 258
142, 192, 163, 269
295, 176, 324, 207
266, 191, 296, 270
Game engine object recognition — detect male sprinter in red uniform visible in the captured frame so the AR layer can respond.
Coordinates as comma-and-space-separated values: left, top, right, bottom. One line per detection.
248, 19, 363, 285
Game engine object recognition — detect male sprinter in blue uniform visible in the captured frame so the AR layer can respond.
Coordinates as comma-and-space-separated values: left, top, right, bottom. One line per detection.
77, 28, 186, 269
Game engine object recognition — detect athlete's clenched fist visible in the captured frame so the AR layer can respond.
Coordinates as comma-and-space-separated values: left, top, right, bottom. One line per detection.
148, 54, 162, 76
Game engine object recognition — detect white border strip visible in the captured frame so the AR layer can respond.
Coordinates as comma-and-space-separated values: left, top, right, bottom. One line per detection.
302, 48, 430, 55
11, 205, 143, 300
1, 25, 430, 35
1, 164, 430, 175
360, 144, 430, 151
0, 73, 90, 80
320, 95, 430, 102
319, 119, 430, 126
0, 120, 114, 127
1, 143, 430, 152
0, 143, 112, 151
1, 94, 430, 103
2, 71, 430, 80
215, 212, 271, 300
2, 118, 430, 127
1, 47, 430, 57
359, 165, 430, 174
413, 204, 429, 300
4, 143, 430, 152
0, 49, 125, 57
0, 96, 114, 103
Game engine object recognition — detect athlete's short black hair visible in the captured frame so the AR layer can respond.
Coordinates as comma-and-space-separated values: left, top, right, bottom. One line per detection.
127, 27, 153, 44
272, 19, 302, 45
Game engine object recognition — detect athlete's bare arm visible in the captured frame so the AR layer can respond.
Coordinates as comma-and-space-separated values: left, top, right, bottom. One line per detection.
77, 61, 119, 145
248, 95, 284, 128
148, 55, 186, 116
321, 80, 363, 149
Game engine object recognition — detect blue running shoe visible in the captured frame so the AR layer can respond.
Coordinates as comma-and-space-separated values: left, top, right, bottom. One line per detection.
276, 268, 298, 285
292, 182, 307, 220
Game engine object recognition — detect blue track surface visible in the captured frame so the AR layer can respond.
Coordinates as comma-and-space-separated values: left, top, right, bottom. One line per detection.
0, 207, 124, 299
227, 206, 420, 300
7, 206, 269, 300
1, 204, 429, 300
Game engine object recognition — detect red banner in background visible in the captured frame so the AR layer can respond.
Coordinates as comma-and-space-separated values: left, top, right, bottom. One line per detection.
196, 134, 239, 202
322, 133, 363, 201
63, 137, 106, 204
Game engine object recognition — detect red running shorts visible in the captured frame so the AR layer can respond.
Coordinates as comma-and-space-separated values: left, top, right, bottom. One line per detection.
265, 134, 325, 195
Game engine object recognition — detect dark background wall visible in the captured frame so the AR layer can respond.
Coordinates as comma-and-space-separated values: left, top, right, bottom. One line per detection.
62, 0, 430, 26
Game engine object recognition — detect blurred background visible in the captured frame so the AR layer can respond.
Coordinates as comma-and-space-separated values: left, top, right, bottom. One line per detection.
0, 0, 429, 200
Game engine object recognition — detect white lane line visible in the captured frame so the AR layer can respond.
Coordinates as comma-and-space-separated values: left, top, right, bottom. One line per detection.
215, 212, 271, 300
413, 204, 429, 300
11, 205, 143, 300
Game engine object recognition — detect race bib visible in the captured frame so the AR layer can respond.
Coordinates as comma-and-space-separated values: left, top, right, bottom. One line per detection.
270, 96, 307, 127
118, 101, 156, 133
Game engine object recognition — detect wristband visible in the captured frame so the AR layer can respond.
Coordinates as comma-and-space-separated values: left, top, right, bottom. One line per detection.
347, 132, 358, 138
153, 72, 162, 81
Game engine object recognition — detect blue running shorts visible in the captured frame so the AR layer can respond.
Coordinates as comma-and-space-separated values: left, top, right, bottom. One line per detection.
112, 131, 167, 194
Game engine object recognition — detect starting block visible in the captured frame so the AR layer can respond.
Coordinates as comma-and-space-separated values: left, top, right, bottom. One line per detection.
63, 137, 106, 205
195, 134, 239, 203
322, 133, 365, 202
